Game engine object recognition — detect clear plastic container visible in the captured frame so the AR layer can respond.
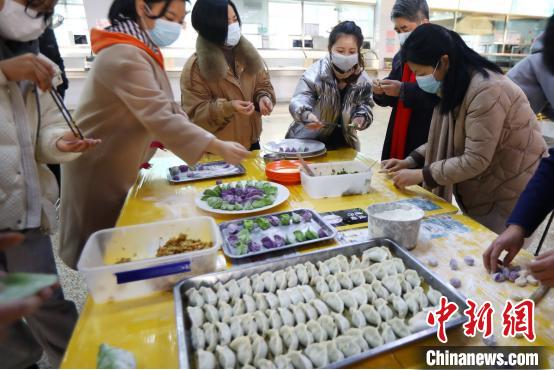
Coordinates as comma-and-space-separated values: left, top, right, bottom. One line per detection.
77, 217, 221, 303
300, 160, 373, 199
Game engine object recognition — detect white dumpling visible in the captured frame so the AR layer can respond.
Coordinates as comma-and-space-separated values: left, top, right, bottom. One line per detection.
331, 313, 351, 335
295, 264, 310, 285
361, 284, 377, 304
295, 323, 315, 347
347, 307, 367, 328
391, 295, 409, 319
391, 257, 406, 273
389, 318, 411, 338
335, 335, 362, 357
277, 290, 292, 308
288, 286, 305, 305
408, 309, 432, 333
215, 321, 232, 346
224, 280, 241, 300
360, 304, 381, 327
243, 294, 257, 313
204, 304, 220, 323
351, 286, 369, 306
273, 354, 292, 369
215, 282, 231, 304
242, 364, 255, 369
317, 315, 338, 339
230, 319, 244, 339
277, 307, 295, 326
336, 255, 350, 272
322, 292, 344, 313
186, 288, 204, 307
254, 310, 269, 333
350, 255, 362, 270
251, 334, 268, 361
427, 286, 442, 306
267, 309, 283, 329
286, 351, 313, 369
382, 260, 399, 276
306, 319, 327, 343
203, 322, 218, 351
253, 293, 269, 311
286, 267, 299, 288
344, 328, 369, 351
325, 275, 341, 293
291, 304, 307, 325
229, 336, 252, 366
313, 276, 329, 296
310, 298, 330, 316
325, 257, 341, 274
399, 277, 412, 294
300, 302, 318, 321
240, 314, 259, 337
374, 298, 394, 321
361, 268, 376, 284
191, 325, 206, 350
197, 349, 216, 369
403, 269, 421, 289
362, 326, 384, 348
317, 261, 331, 277
262, 271, 277, 293
215, 345, 236, 369
325, 341, 344, 364
265, 292, 280, 309
305, 342, 329, 368
349, 269, 365, 287
382, 275, 402, 297
218, 301, 233, 323
380, 322, 397, 343
336, 272, 354, 290
413, 287, 430, 308
188, 306, 204, 327
403, 291, 420, 315
267, 329, 285, 356
237, 277, 253, 296
337, 290, 358, 310
362, 246, 390, 263
299, 285, 316, 302
279, 326, 299, 351
254, 359, 276, 369
305, 262, 319, 281
252, 275, 266, 293
274, 269, 288, 290
371, 281, 389, 300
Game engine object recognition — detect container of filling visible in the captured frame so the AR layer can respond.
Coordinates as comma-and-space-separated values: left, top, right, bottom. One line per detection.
300, 160, 373, 198
367, 202, 424, 250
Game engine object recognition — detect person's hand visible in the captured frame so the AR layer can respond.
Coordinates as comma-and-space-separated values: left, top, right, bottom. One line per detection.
0, 53, 55, 92
56, 132, 101, 153
231, 100, 255, 116
304, 113, 324, 130
528, 249, 554, 288
351, 116, 367, 131
258, 96, 274, 116
0, 285, 56, 333
207, 139, 251, 165
372, 79, 384, 95
483, 225, 526, 273
391, 169, 423, 190
380, 80, 402, 97
380, 158, 412, 173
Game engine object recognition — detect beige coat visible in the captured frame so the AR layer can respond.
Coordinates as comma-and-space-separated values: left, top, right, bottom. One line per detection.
408, 70, 547, 233
59, 42, 214, 268
181, 36, 276, 149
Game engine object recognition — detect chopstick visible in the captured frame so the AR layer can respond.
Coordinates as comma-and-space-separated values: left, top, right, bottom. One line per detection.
49, 89, 85, 140
529, 285, 550, 306
297, 154, 315, 176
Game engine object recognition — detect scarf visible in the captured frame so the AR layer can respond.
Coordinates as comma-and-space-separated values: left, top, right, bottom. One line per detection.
389, 63, 416, 159
332, 65, 363, 90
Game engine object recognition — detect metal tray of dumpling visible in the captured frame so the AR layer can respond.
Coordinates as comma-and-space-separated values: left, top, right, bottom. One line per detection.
174, 238, 468, 369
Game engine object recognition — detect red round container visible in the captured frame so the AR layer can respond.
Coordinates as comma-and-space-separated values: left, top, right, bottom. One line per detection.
265, 160, 305, 185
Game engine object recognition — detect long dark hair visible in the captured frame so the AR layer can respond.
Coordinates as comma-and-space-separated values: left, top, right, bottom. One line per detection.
191, 0, 241, 45
544, 14, 554, 74
328, 21, 366, 69
402, 24, 503, 114
108, 0, 187, 24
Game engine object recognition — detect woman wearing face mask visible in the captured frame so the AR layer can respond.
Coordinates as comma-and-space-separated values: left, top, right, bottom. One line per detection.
382, 24, 547, 233
59, 0, 250, 269
181, 0, 276, 151
286, 21, 374, 150
373, 0, 439, 161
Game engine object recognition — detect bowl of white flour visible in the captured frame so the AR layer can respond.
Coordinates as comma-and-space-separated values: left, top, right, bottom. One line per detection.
367, 202, 424, 250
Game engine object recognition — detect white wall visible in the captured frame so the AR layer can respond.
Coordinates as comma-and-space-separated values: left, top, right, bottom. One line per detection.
83, 0, 112, 29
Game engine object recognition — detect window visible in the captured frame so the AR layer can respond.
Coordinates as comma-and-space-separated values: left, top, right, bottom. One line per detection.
505, 16, 548, 54
430, 10, 456, 30
53, 0, 88, 47
510, 0, 554, 17
455, 12, 506, 55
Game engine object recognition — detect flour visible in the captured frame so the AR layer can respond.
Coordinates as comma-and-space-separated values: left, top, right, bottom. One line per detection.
372, 208, 423, 222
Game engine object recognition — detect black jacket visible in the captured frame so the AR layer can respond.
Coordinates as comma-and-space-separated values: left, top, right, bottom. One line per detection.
39, 27, 68, 98
374, 52, 439, 160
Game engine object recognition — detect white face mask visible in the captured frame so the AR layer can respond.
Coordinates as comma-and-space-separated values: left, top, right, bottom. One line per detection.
331, 52, 359, 72
398, 31, 412, 46
0, 0, 48, 42
225, 22, 241, 47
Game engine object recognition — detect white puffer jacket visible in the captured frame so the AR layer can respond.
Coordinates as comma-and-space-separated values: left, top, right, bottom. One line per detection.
0, 68, 79, 233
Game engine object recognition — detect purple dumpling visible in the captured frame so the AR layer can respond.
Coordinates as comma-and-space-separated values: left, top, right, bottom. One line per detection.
226, 223, 240, 234
179, 165, 189, 172
318, 228, 329, 238
268, 216, 280, 227
273, 235, 286, 248
248, 240, 262, 252
261, 236, 275, 249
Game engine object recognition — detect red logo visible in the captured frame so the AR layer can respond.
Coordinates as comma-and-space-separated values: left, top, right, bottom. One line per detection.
502, 299, 536, 341
463, 299, 495, 338
426, 296, 459, 343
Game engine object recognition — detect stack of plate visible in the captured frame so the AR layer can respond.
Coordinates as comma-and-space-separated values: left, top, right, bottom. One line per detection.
263, 139, 327, 159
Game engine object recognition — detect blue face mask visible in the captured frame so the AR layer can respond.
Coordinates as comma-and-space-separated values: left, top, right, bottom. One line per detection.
147, 18, 182, 47
416, 61, 442, 95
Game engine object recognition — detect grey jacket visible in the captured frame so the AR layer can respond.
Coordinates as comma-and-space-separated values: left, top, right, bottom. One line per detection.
286, 56, 374, 150
508, 34, 554, 114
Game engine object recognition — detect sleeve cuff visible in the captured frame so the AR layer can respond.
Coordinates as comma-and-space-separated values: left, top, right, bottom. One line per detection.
408, 150, 425, 168
422, 166, 440, 189
221, 100, 235, 118
399, 83, 406, 101
301, 110, 312, 122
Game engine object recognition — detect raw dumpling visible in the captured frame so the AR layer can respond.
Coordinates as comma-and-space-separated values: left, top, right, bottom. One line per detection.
197, 349, 216, 369
344, 328, 369, 351
337, 290, 358, 310
286, 267, 299, 288
218, 301, 233, 323
335, 335, 362, 357
225, 280, 241, 300
253, 293, 269, 311
240, 314, 259, 337
291, 304, 307, 325
326, 275, 341, 293
277, 307, 295, 327
351, 286, 369, 306
305, 342, 329, 368
399, 277, 412, 294
325, 341, 344, 363
360, 304, 381, 327
295, 323, 315, 347
336, 255, 350, 272
186, 288, 204, 307
262, 271, 277, 293
273, 354, 292, 369
230, 319, 244, 339
265, 292, 280, 309
310, 298, 330, 316
382, 275, 402, 297
215, 282, 231, 303
331, 312, 351, 335
427, 287, 442, 306
300, 302, 318, 321
403, 269, 421, 289
204, 304, 220, 323
350, 255, 362, 270
371, 281, 389, 300
295, 264, 310, 285
362, 246, 390, 263
279, 326, 299, 351
254, 310, 269, 333
391, 295, 409, 319
306, 319, 327, 342
362, 268, 376, 284
251, 334, 268, 361
313, 276, 330, 296
243, 294, 257, 313
317, 315, 339, 339
391, 257, 406, 273
300, 285, 317, 302
317, 261, 331, 277
336, 272, 354, 290
277, 290, 292, 308
380, 322, 397, 343
403, 291, 420, 315
374, 298, 394, 321
362, 326, 384, 348
274, 270, 288, 290
242, 364, 255, 369
203, 322, 219, 351
389, 318, 411, 338
229, 336, 252, 366
254, 359, 276, 369
322, 292, 344, 313
215, 322, 232, 345
305, 261, 319, 281
347, 307, 366, 328
191, 325, 206, 350
413, 287, 430, 309
267, 309, 283, 330
238, 277, 253, 296
215, 345, 236, 369
349, 269, 365, 287
187, 306, 204, 327
286, 351, 313, 369
288, 286, 305, 305
252, 275, 266, 293
267, 329, 285, 356
233, 299, 246, 316
325, 257, 341, 274
361, 284, 377, 304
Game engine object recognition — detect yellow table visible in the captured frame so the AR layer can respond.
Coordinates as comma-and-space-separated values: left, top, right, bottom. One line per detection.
61, 149, 552, 369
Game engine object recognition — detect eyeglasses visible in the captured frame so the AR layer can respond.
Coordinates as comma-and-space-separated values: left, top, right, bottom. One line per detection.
24, 0, 56, 25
